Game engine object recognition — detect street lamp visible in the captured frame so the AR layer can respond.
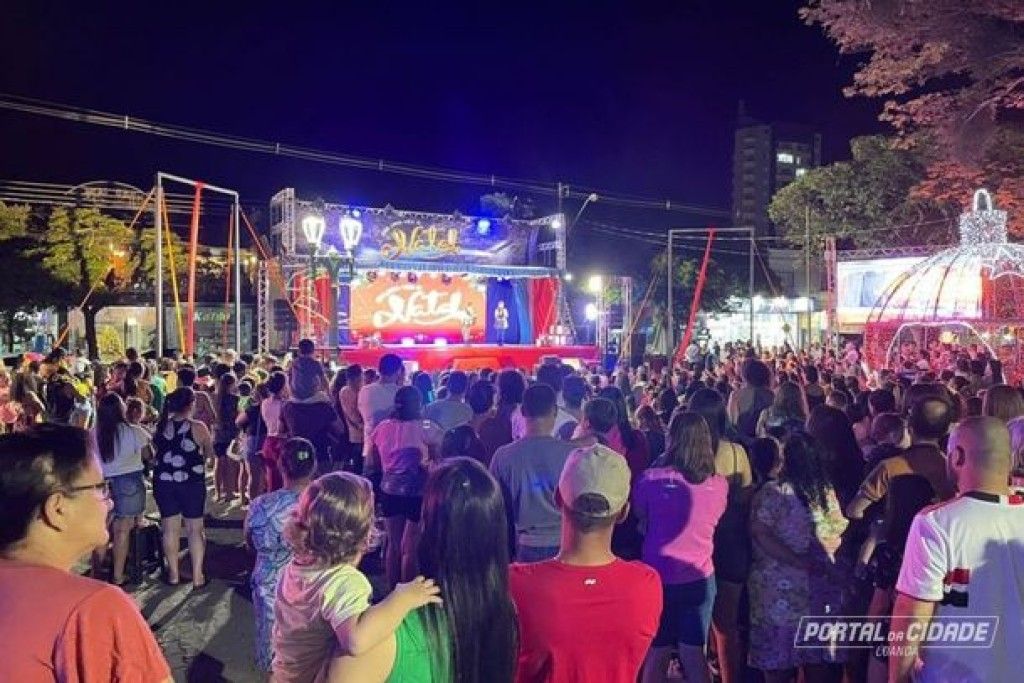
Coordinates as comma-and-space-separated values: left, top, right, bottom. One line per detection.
301, 214, 326, 342
586, 275, 605, 350
338, 210, 364, 346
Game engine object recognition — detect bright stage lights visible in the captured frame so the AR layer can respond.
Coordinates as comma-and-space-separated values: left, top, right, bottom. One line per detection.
585, 302, 599, 321
400, 337, 416, 347
587, 275, 603, 293
476, 218, 492, 236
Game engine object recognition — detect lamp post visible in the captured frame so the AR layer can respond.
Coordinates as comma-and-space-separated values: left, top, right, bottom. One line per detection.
587, 275, 604, 350
338, 210, 364, 345
320, 246, 345, 350
301, 214, 326, 343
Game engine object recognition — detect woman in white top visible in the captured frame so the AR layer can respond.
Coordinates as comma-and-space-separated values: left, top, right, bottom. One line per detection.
260, 371, 288, 491
95, 392, 152, 585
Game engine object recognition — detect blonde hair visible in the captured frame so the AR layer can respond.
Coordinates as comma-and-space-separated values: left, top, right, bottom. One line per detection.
285, 472, 374, 566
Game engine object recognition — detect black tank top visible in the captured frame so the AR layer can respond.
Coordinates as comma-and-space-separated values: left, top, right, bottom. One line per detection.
154, 418, 205, 485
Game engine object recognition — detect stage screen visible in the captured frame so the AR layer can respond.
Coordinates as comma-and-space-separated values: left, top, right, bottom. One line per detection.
350, 274, 486, 343
837, 256, 981, 326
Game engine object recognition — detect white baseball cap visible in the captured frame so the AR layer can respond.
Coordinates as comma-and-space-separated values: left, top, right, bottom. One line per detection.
558, 444, 631, 517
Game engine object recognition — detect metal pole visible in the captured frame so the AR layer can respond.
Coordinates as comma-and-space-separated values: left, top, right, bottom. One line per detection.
748, 231, 755, 344
805, 205, 811, 348
667, 230, 674, 353
234, 197, 242, 351
154, 177, 163, 356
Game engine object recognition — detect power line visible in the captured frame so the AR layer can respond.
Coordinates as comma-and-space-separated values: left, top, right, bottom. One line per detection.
0, 93, 730, 219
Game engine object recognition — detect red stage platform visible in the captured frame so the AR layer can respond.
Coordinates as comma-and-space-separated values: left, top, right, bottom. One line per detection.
336, 344, 599, 372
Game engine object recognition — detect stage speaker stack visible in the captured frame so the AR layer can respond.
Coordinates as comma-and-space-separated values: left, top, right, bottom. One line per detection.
629, 332, 647, 368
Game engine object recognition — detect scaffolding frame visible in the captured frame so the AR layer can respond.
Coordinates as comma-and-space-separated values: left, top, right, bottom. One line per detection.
154, 172, 242, 355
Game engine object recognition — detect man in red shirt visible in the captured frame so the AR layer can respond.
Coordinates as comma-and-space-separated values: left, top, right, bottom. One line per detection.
0, 424, 172, 682
509, 444, 662, 682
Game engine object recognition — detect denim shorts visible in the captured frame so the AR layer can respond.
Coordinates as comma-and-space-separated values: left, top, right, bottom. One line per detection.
653, 575, 717, 647
108, 470, 147, 518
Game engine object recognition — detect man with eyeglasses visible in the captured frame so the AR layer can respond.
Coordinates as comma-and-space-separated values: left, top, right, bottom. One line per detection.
0, 423, 171, 682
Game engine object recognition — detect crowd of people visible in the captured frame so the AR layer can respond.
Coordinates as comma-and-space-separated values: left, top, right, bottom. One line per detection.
1, 335, 1023, 682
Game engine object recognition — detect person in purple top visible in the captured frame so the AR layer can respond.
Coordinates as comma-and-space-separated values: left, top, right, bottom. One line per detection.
633, 411, 727, 683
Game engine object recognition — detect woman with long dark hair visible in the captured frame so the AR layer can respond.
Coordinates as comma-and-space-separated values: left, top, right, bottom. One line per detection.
748, 431, 848, 681
805, 404, 864, 508
153, 388, 214, 587
597, 386, 650, 479
687, 387, 752, 683
756, 380, 808, 438
635, 412, 727, 683
370, 385, 444, 587
635, 404, 666, 460
212, 373, 241, 502
327, 457, 517, 682
94, 392, 152, 584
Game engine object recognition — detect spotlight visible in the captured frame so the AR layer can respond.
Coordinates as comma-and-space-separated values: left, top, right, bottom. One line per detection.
587, 275, 603, 293
585, 303, 599, 321
400, 337, 416, 347
551, 217, 564, 231
476, 218, 492, 236
433, 338, 448, 347
564, 272, 574, 282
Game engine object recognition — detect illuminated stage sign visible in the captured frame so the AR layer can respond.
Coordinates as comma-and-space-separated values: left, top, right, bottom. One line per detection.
304, 205, 540, 268
350, 274, 486, 342
379, 222, 461, 260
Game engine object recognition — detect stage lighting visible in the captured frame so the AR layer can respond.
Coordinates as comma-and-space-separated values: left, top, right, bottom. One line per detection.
551, 217, 564, 231
587, 275, 603, 293
476, 218, 492, 236
400, 337, 416, 347
564, 272, 574, 282
585, 303, 599, 321
433, 338, 448, 347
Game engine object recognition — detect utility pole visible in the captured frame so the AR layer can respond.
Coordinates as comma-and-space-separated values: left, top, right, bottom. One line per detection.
805, 204, 811, 347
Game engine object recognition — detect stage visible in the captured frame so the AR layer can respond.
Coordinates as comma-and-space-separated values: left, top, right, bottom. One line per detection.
336, 343, 599, 372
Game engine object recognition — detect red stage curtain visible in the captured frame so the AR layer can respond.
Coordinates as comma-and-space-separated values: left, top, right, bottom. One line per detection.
530, 277, 558, 339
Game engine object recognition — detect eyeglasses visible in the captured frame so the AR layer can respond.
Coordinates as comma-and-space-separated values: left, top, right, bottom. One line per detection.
62, 481, 111, 500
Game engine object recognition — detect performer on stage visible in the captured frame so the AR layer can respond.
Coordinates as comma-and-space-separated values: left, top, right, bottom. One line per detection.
461, 304, 476, 345
494, 300, 509, 346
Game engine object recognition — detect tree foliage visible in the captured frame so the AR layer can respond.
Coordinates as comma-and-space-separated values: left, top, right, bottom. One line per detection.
802, 1, 1024, 156
0, 203, 65, 350
649, 251, 742, 325
769, 135, 953, 249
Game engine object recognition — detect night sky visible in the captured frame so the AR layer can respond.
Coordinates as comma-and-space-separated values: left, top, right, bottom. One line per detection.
0, 1, 884, 272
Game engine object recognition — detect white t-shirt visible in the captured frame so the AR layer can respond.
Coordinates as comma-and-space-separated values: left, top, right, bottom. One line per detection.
100, 423, 152, 478
272, 562, 372, 683
357, 382, 400, 457
896, 492, 1024, 682
510, 405, 576, 441
261, 396, 284, 436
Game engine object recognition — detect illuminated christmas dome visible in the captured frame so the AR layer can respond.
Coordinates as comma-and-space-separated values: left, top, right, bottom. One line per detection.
864, 189, 1024, 381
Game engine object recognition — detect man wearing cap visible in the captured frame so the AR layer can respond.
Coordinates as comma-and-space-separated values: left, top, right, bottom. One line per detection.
889, 417, 1024, 682
509, 444, 662, 682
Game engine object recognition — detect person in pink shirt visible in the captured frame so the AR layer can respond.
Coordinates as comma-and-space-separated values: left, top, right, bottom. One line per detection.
0, 424, 171, 682
633, 411, 728, 683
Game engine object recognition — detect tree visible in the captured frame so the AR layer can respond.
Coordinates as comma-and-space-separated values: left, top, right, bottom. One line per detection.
478, 192, 536, 219
648, 251, 742, 344
0, 203, 65, 351
41, 207, 186, 359
802, 1, 1024, 155
769, 135, 954, 250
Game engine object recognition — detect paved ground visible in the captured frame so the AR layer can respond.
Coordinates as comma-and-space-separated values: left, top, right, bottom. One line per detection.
125, 496, 264, 683
110, 479, 384, 683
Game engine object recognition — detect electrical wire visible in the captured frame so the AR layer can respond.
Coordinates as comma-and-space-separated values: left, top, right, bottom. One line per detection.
0, 93, 730, 218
